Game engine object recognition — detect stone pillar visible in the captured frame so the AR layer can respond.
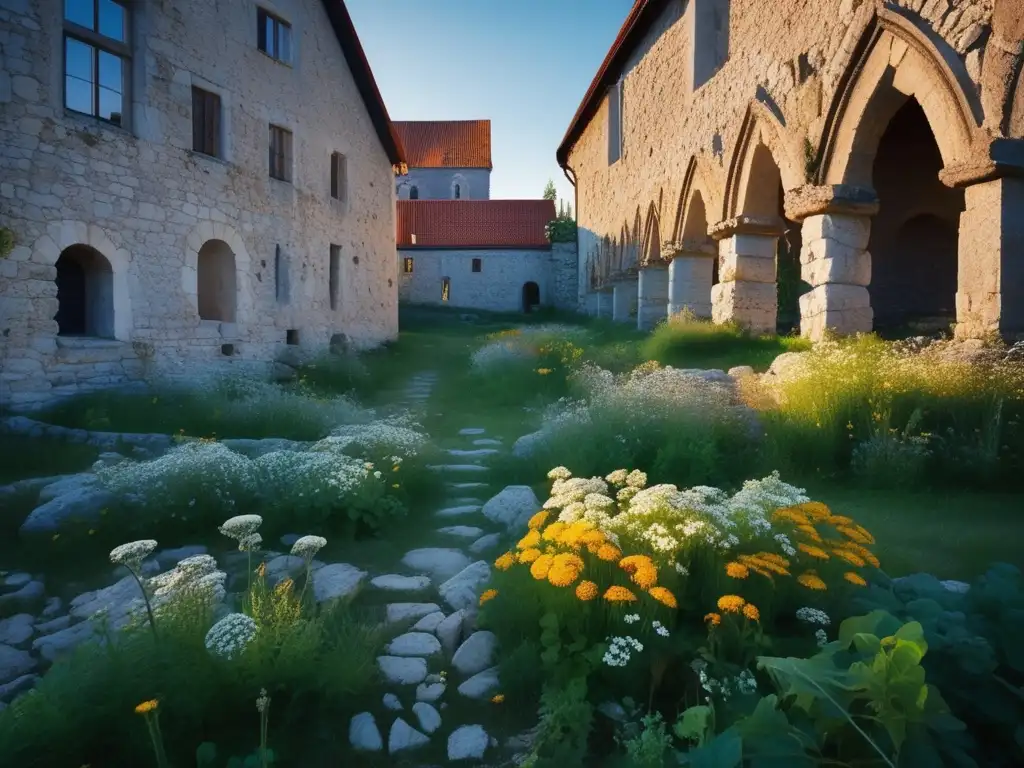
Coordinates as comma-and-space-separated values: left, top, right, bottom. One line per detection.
667, 240, 715, 318
636, 265, 669, 330
596, 288, 614, 319
940, 142, 1024, 339
785, 185, 879, 341
612, 277, 638, 323
709, 216, 784, 335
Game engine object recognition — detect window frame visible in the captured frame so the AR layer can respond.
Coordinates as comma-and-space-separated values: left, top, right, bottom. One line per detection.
62, 0, 131, 128
269, 123, 293, 182
607, 79, 623, 165
471, 258, 482, 273
257, 7, 293, 64
191, 86, 222, 158
402, 257, 414, 274
330, 152, 347, 201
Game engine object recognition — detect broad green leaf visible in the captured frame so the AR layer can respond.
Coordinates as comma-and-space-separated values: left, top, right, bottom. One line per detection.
852, 632, 882, 656
894, 621, 928, 656
683, 727, 743, 768
539, 612, 559, 630
738, 696, 816, 768
839, 611, 902, 647
674, 705, 712, 745
195, 742, 217, 767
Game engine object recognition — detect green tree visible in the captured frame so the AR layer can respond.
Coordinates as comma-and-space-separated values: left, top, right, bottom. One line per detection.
543, 179, 557, 201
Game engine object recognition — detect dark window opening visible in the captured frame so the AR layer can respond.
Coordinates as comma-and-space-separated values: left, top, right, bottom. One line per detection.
409, 186, 419, 200
330, 152, 346, 200
329, 245, 341, 310
522, 281, 541, 313
454, 183, 461, 199
286, 329, 300, 345
269, 124, 292, 182
471, 258, 482, 273
191, 86, 221, 158
55, 244, 115, 338
257, 8, 292, 63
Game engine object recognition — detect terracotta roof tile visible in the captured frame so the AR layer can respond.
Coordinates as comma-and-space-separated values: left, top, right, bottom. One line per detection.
392, 120, 492, 169
397, 200, 556, 248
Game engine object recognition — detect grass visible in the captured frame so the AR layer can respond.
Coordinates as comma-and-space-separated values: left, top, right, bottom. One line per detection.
0, 434, 98, 484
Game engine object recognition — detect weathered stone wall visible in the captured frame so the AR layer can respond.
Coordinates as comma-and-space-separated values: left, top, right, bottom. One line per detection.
397, 247, 564, 313
397, 168, 491, 200
0, 0, 399, 409
549, 242, 580, 311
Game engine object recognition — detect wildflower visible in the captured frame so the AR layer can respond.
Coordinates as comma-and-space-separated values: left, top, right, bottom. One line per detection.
530, 554, 554, 580
626, 469, 648, 489
704, 613, 721, 626
537, 368, 553, 376
479, 588, 498, 605
392, 483, 400, 489
773, 507, 811, 526
603, 586, 638, 603
844, 571, 868, 587
797, 572, 827, 591
110, 540, 158, 571
837, 524, 875, 545
797, 543, 830, 560
605, 469, 628, 485
527, 510, 550, 530
743, 603, 760, 621
795, 607, 830, 625
832, 548, 866, 567
541, 522, 567, 542
648, 587, 677, 608
219, 514, 263, 540
238, 533, 263, 553
603, 635, 643, 667
576, 580, 598, 601
518, 547, 542, 564
491, 694, 505, 704
596, 543, 622, 562
796, 502, 832, 522
815, 628, 829, 647
204, 613, 258, 659
546, 466, 572, 481
494, 552, 515, 571
725, 562, 749, 579
652, 620, 670, 637
675, 562, 689, 576
135, 699, 159, 715
619, 555, 658, 589
291, 535, 327, 562
392, 465, 400, 472
517, 530, 542, 550
717, 595, 746, 613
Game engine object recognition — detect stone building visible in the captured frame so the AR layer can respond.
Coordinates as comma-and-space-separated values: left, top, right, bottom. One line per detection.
397, 200, 578, 313
394, 120, 492, 200
0, 0, 406, 409
558, 0, 1024, 338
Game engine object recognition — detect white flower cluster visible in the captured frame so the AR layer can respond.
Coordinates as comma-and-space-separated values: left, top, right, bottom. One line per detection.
698, 667, 757, 699
624, 613, 640, 625
815, 628, 829, 647
219, 514, 262, 539
291, 535, 327, 562
469, 324, 589, 373
314, 417, 428, 459
652, 620, 670, 638
603, 635, 643, 667
255, 450, 371, 508
204, 612, 258, 659
150, 554, 227, 606
795, 607, 831, 625
210, 375, 372, 434
110, 540, 158, 571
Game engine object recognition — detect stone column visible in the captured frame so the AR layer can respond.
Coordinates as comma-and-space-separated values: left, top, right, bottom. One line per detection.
940, 141, 1024, 339
612, 277, 638, 323
785, 185, 879, 341
709, 216, 784, 335
636, 265, 669, 330
667, 240, 715, 318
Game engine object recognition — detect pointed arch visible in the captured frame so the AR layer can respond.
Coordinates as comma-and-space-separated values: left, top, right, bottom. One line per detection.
672, 156, 722, 244
641, 203, 662, 265
817, 7, 982, 186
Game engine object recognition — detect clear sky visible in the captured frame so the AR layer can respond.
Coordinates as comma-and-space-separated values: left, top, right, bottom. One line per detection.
346, 0, 633, 206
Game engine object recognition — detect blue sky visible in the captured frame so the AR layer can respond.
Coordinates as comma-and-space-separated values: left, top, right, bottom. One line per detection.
346, 0, 633, 206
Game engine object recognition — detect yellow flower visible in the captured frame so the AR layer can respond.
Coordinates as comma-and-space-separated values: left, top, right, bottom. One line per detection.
795, 524, 823, 542
494, 552, 516, 571
603, 586, 638, 603
837, 524, 876, 545
392, 465, 400, 472
491, 694, 505, 703
798, 543, 830, 560
518, 548, 542, 564
797, 572, 828, 591
517, 530, 541, 550
620, 555, 658, 589
528, 510, 549, 530
844, 571, 868, 587
536, 368, 553, 376
704, 612, 721, 626
773, 507, 811, 526
392, 483, 400, 489
648, 586, 677, 608
530, 554, 554, 580
717, 595, 746, 613
479, 588, 498, 605
548, 563, 581, 587
559, 521, 595, 548
579, 529, 605, 547
832, 540, 880, 568
134, 700, 159, 715
597, 544, 622, 562
725, 562, 749, 579
827, 514, 854, 526
542, 522, 567, 542
742, 603, 760, 621
575, 580, 598, 601
797, 501, 832, 522
833, 549, 866, 567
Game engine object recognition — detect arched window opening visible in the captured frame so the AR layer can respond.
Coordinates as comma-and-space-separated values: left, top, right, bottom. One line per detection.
197, 239, 237, 322
54, 245, 114, 338
522, 281, 541, 313
453, 184, 461, 200
409, 186, 419, 200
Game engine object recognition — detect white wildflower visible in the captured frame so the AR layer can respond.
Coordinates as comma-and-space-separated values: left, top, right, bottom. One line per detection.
795, 607, 831, 626
110, 540, 158, 571
204, 613, 258, 659
557, 501, 587, 523
219, 514, 263, 540
737, 669, 758, 695
625, 470, 647, 489
623, 613, 640, 624
238, 533, 262, 552
547, 466, 572, 480
583, 493, 614, 512
605, 469, 628, 485
291, 535, 327, 562
815, 628, 829, 647
674, 563, 689, 576
652, 620, 670, 638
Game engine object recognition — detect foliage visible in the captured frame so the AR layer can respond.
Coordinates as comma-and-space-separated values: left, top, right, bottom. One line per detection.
468, 325, 587, 406
542, 179, 557, 201
0, 226, 14, 259
0, 433, 98, 484
291, 352, 371, 398
545, 206, 578, 243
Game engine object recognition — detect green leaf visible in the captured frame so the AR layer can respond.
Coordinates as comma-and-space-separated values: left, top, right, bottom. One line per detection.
673, 705, 712, 745
839, 611, 902, 647
852, 633, 882, 656
195, 742, 217, 767
683, 727, 742, 768
539, 612, 560, 631
737, 696, 816, 768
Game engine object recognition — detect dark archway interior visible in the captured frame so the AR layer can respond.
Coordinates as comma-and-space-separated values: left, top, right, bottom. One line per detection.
522, 281, 540, 313
54, 245, 114, 338
777, 180, 804, 333
869, 99, 963, 334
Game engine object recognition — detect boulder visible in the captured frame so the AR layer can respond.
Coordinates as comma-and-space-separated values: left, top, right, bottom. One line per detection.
371, 574, 431, 592
32, 620, 97, 662
69, 575, 143, 628
400, 548, 471, 581
412, 701, 441, 734
312, 563, 367, 603
0, 673, 37, 702
0, 614, 35, 647
511, 430, 546, 458
154, 545, 208, 570
386, 603, 441, 625
469, 533, 502, 555
377, 656, 428, 685
37, 474, 98, 504
728, 365, 755, 378
410, 611, 446, 633
415, 681, 446, 702
386, 632, 442, 658
0, 644, 36, 684
0, 580, 45, 611
388, 717, 429, 754
2, 572, 32, 590
448, 724, 489, 760
439, 562, 491, 612
482, 486, 540, 530
452, 631, 497, 676
20, 486, 116, 535
35, 615, 71, 634
765, 351, 809, 381
457, 667, 499, 700
436, 610, 464, 656
349, 712, 383, 752
383, 693, 403, 711
40, 596, 63, 619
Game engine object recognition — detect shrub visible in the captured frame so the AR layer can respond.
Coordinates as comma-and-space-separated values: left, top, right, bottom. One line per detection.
468, 325, 587, 406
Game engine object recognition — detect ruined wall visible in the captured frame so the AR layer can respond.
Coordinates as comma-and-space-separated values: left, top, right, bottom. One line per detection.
396, 168, 491, 200
549, 242, 580, 311
0, 0, 399, 409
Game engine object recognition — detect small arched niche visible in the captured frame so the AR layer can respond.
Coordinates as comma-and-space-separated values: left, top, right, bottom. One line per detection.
197, 239, 237, 322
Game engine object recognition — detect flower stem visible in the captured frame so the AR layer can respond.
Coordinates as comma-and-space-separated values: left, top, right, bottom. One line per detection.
260, 703, 270, 768
145, 712, 170, 768
129, 567, 159, 642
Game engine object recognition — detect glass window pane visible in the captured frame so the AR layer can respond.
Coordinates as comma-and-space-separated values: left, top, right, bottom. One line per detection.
98, 50, 122, 93
98, 0, 125, 42
279, 23, 292, 63
65, 75, 94, 115
65, 37, 95, 83
65, 0, 95, 29
99, 86, 122, 124
264, 16, 276, 57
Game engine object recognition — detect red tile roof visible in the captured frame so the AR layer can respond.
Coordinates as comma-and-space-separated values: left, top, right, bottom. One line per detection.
392, 121, 492, 169
397, 200, 556, 248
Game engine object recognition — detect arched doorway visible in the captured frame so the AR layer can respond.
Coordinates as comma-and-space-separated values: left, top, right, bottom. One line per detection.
868, 99, 962, 335
197, 239, 237, 322
54, 245, 114, 338
522, 281, 540, 313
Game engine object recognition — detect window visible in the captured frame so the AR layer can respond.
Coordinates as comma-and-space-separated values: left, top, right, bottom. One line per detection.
441, 276, 450, 302
274, 244, 290, 303
329, 245, 341, 310
607, 79, 623, 165
269, 124, 292, 182
257, 8, 292, 64
63, 0, 130, 126
471, 258, 481, 273
191, 86, 221, 158
409, 186, 419, 200
453, 184, 461, 200
330, 152, 347, 201
691, 0, 731, 90
403, 257, 414, 274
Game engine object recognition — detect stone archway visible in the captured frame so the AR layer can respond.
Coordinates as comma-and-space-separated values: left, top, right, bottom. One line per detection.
522, 281, 540, 313
197, 240, 237, 323
183, 220, 252, 327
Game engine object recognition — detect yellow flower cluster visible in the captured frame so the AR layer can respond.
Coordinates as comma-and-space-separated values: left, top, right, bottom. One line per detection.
134, 700, 159, 715
711, 595, 760, 622
479, 589, 498, 606
774, 502, 881, 585
619, 555, 658, 589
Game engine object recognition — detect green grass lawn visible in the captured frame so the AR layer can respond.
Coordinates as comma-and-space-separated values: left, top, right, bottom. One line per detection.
0, 434, 98, 485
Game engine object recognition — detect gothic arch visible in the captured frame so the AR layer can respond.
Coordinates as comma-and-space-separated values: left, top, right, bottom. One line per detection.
182, 219, 253, 325
641, 203, 662, 265
672, 156, 721, 243
817, 7, 982, 186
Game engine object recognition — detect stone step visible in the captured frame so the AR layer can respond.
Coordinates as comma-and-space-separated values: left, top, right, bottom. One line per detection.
435, 505, 484, 518
446, 482, 489, 491
472, 438, 502, 447
447, 496, 485, 506
446, 448, 500, 458
428, 464, 489, 474
458, 428, 486, 436
437, 525, 484, 539
371, 575, 432, 592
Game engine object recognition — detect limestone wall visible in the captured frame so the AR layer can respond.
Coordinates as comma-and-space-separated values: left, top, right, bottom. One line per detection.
0, 0, 399, 409
397, 168, 491, 200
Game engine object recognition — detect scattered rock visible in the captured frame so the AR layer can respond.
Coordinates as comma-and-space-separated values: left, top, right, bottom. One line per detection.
349, 712, 383, 752
412, 701, 441, 734
459, 428, 486, 436
387, 632, 442, 657
35, 615, 71, 634
2, 572, 32, 590
447, 448, 499, 458
437, 525, 484, 539
410, 611, 446, 633
416, 681, 446, 702
472, 438, 502, 446
312, 563, 367, 603
377, 656, 428, 685
31, 620, 97, 662
386, 603, 442, 625
69, 575, 143, 628
401, 548, 471, 581
20, 484, 116, 535
765, 351, 809, 381
482, 486, 540, 530
511, 430, 546, 458
0, 644, 36, 684
92, 452, 126, 469
388, 717, 430, 754
40, 596, 62, 619
428, 464, 490, 474
263, 555, 308, 585
154, 545, 208, 570
452, 631, 497, 676
383, 693, 403, 711
457, 667, 499, 699
436, 610, 464, 656
0, 673, 37, 702
371, 574, 431, 592
439, 561, 491, 612
0, 580, 46, 611
941, 580, 971, 594
0, 614, 35, 647
37, 474, 99, 503
448, 724, 489, 760
469, 533, 502, 555
434, 504, 484, 518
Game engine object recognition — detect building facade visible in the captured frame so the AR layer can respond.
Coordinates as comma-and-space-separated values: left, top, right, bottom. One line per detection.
393, 120, 492, 200
559, 0, 1024, 339
0, 0, 405, 409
